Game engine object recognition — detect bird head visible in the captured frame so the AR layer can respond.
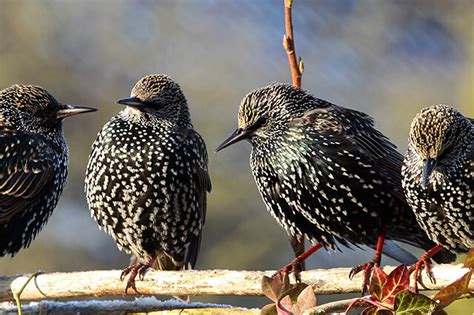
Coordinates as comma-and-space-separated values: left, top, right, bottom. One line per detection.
216, 83, 315, 152
0, 84, 96, 133
409, 104, 465, 187
117, 74, 189, 125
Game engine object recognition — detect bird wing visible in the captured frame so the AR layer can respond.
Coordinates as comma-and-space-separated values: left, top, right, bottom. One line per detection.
269, 105, 414, 247
467, 120, 474, 191
468, 118, 474, 161
0, 129, 56, 223
297, 105, 406, 202
182, 128, 211, 269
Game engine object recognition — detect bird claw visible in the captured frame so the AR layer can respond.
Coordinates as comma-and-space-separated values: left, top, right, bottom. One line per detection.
272, 258, 303, 283
409, 257, 436, 292
427, 270, 436, 284
292, 262, 303, 283
120, 263, 138, 282
120, 261, 150, 294
349, 261, 377, 294
138, 264, 150, 281
348, 264, 364, 280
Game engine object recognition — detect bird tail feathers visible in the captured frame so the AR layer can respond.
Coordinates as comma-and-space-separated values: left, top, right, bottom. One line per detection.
382, 240, 418, 264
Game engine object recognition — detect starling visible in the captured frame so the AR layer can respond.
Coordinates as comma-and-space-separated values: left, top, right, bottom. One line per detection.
0, 84, 96, 257
402, 105, 473, 285
85, 74, 211, 293
217, 83, 455, 289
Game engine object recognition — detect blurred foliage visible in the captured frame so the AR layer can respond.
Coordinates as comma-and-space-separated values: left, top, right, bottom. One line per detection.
0, 0, 472, 311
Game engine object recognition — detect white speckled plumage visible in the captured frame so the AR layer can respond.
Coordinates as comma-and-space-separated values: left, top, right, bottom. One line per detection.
219, 83, 455, 263
85, 75, 211, 272
0, 84, 95, 256
402, 104, 473, 252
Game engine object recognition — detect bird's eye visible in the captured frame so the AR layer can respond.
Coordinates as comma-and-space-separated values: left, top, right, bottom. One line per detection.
256, 115, 268, 127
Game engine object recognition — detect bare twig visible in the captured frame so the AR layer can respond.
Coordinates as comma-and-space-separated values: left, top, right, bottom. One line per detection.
0, 265, 471, 302
283, 0, 307, 272
283, 0, 303, 88
13, 271, 43, 315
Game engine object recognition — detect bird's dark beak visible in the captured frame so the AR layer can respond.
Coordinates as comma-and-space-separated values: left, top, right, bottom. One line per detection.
216, 128, 252, 152
116, 96, 144, 108
422, 158, 437, 188
56, 105, 97, 119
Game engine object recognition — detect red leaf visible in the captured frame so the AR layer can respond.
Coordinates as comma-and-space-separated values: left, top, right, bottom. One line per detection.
464, 248, 474, 268
433, 270, 472, 308
381, 265, 410, 305
276, 283, 316, 315
295, 285, 317, 311
361, 306, 393, 315
282, 283, 310, 303
261, 276, 279, 302
394, 290, 436, 314
278, 295, 298, 314
369, 266, 388, 302
261, 274, 291, 302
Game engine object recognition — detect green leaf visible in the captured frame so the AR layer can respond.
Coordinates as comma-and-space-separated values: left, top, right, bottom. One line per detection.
260, 303, 277, 315
433, 270, 472, 308
394, 290, 436, 314
369, 266, 388, 302
464, 248, 474, 268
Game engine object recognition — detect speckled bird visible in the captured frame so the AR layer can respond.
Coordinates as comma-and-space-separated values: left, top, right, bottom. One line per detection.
85, 74, 211, 292
0, 84, 96, 257
402, 104, 473, 254
217, 84, 454, 286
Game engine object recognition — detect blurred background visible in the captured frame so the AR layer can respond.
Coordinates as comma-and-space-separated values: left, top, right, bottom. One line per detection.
0, 0, 472, 312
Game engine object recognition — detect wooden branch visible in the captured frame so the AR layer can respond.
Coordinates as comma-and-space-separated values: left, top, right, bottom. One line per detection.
0, 265, 471, 302
283, 0, 303, 88
0, 298, 259, 314
303, 298, 363, 315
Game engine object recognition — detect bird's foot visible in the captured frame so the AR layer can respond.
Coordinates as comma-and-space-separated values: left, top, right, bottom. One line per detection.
120, 263, 141, 293
349, 260, 378, 294
408, 244, 443, 292
120, 259, 152, 293
408, 256, 435, 293
272, 256, 304, 283
289, 235, 306, 272
349, 229, 385, 294
138, 264, 150, 281
272, 243, 322, 283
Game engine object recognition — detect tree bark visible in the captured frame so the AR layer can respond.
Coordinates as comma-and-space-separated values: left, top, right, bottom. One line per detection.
0, 264, 471, 302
